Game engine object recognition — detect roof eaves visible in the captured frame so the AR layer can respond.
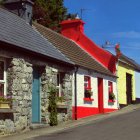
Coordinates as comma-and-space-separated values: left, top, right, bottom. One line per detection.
70, 40, 115, 77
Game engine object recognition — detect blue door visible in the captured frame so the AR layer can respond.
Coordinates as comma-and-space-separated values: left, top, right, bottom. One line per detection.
32, 68, 40, 123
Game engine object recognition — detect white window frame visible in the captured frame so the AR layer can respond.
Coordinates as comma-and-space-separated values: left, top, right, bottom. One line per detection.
56, 73, 64, 97
0, 58, 6, 96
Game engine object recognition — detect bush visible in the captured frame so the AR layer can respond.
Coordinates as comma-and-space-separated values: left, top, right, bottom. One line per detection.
48, 86, 58, 126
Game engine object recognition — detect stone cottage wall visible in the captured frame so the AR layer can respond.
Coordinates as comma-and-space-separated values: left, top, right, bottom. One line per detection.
41, 65, 73, 124
0, 53, 73, 135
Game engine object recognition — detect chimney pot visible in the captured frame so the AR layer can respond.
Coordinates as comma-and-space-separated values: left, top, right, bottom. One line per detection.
3, 0, 34, 25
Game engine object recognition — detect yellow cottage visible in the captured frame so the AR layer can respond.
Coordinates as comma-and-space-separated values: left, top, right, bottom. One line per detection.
117, 54, 140, 107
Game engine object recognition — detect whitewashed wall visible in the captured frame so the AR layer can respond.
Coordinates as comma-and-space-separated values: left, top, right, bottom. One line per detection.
72, 68, 118, 110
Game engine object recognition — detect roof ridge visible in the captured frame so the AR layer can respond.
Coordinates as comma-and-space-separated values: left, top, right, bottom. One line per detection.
32, 24, 74, 65
33, 22, 116, 77
33, 22, 74, 42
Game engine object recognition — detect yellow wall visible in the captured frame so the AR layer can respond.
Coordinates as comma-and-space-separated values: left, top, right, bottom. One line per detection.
117, 62, 136, 105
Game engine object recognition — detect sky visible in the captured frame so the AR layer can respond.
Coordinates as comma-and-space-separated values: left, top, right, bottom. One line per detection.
64, 0, 140, 64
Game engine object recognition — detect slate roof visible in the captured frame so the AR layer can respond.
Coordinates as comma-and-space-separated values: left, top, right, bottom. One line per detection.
33, 22, 115, 77
119, 54, 140, 71
0, 8, 73, 64
105, 49, 140, 72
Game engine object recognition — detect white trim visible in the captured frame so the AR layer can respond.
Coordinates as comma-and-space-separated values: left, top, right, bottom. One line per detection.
0, 58, 6, 96
57, 73, 62, 97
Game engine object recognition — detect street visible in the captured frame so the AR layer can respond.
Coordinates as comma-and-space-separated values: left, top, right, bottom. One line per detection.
30, 108, 140, 140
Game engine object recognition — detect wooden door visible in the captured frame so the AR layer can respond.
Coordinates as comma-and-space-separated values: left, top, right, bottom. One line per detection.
126, 73, 132, 105
32, 68, 40, 123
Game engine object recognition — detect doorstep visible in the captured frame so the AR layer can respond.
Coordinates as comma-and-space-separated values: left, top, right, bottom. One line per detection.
30, 123, 49, 130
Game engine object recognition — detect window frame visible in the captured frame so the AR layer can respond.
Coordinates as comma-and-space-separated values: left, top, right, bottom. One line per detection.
84, 76, 91, 90
84, 76, 92, 99
108, 81, 113, 94
56, 72, 65, 97
108, 81, 114, 101
0, 58, 6, 96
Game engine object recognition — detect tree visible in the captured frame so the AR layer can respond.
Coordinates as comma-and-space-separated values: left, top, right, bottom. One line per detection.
33, 0, 67, 32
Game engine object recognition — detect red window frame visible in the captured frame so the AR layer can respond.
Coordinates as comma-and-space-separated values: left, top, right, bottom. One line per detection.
83, 76, 94, 101
84, 76, 91, 90
108, 81, 113, 94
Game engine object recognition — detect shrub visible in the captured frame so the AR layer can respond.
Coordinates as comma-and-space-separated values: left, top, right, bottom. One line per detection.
48, 86, 58, 126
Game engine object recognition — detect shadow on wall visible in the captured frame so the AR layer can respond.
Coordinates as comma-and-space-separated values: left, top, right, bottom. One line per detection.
135, 98, 140, 104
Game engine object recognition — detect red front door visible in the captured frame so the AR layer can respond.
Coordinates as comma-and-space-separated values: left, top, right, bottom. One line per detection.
98, 78, 104, 113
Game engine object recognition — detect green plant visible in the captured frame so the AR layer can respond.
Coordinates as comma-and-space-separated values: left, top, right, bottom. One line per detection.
109, 92, 116, 100
85, 89, 93, 98
48, 86, 58, 126
56, 96, 65, 103
0, 96, 13, 103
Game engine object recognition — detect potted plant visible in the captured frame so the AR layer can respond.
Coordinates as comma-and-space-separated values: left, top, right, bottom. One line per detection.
109, 92, 116, 102
56, 96, 67, 108
85, 89, 93, 98
0, 95, 13, 109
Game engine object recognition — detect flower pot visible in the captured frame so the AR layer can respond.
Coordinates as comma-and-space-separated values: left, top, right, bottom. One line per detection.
56, 102, 67, 108
0, 102, 11, 109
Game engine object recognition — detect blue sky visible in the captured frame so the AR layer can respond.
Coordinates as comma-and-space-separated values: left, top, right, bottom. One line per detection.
64, 0, 140, 63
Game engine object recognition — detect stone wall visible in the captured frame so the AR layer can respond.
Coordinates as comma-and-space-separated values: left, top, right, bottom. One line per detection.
0, 55, 73, 135
41, 66, 73, 124
0, 57, 32, 135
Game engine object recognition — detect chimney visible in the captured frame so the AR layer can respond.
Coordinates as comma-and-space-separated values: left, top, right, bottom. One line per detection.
60, 19, 85, 41
3, 0, 34, 25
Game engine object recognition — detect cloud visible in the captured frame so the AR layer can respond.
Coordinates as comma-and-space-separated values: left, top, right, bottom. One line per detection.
112, 31, 140, 39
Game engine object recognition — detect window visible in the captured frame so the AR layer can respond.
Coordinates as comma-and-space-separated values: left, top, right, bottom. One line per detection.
108, 81, 113, 94
56, 72, 65, 97
108, 81, 115, 101
84, 76, 92, 98
84, 76, 91, 90
0, 60, 6, 97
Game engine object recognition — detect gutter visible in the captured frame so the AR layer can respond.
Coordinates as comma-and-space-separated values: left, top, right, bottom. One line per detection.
74, 66, 78, 120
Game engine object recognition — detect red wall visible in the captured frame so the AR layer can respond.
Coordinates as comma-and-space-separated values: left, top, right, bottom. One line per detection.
72, 106, 117, 119
61, 19, 117, 73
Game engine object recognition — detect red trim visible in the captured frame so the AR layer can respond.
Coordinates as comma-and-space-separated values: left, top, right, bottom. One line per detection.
83, 98, 94, 101
108, 100, 115, 103
85, 87, 92, 90
72, 106, 118, 119
61, 19, 117, 73
84, 76, 91, 89
98, 78, 104, 113
72, 106, 99, 119
108, 81, 113, 94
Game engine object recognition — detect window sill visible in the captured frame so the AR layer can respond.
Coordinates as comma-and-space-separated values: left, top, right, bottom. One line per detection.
0, 108, 16, 113
108, 100, 115, 103
85, 87, 92, 90
56, 102, 67, 109
83, 98, 94, 102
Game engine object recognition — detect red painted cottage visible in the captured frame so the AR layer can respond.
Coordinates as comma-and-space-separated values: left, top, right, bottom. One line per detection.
60, 19, 118, 118
60, 19, 117, 73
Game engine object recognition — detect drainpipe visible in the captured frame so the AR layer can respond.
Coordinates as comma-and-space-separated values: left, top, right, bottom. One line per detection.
74, 66, 78, 120
116, 60, 120, 110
